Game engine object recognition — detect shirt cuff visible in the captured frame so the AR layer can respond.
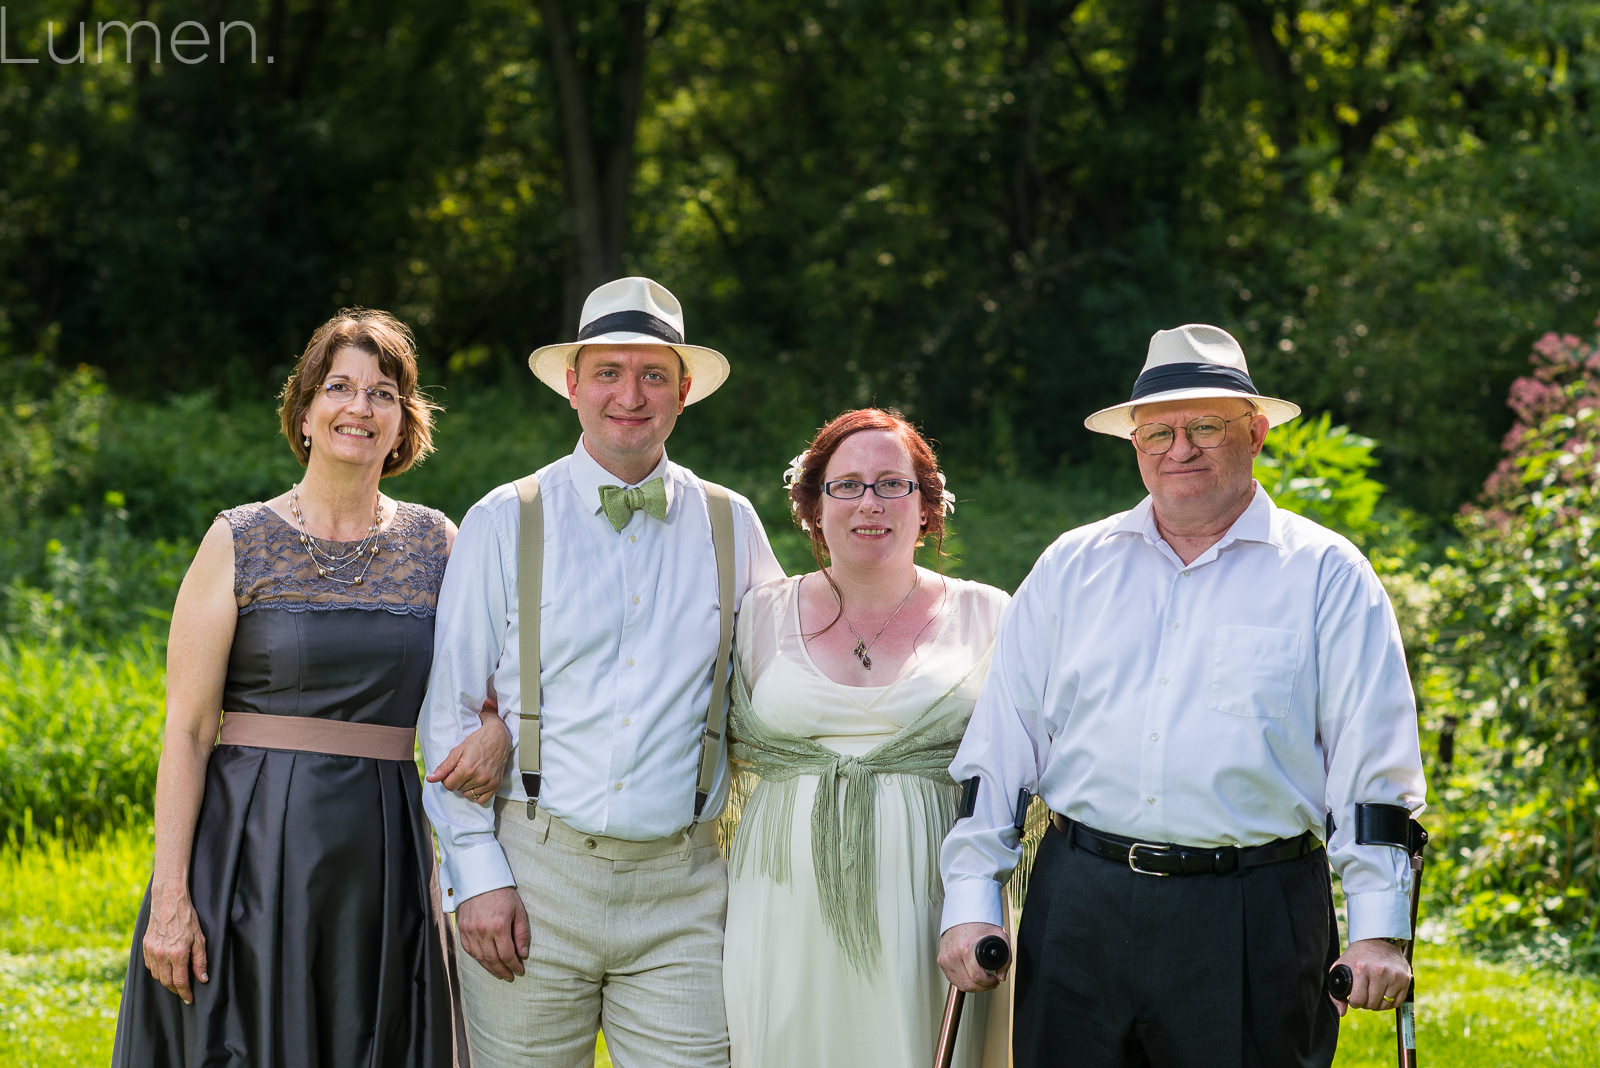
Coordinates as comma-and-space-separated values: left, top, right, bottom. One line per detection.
1345, 888, 1413, 943
939, 875, 1005, 935
439, 840, 517, 914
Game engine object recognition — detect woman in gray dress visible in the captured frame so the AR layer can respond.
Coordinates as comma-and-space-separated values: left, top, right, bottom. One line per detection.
113, 309, 508, 1067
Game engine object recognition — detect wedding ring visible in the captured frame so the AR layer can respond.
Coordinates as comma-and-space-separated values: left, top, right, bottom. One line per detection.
1381, 994, 1395, 1002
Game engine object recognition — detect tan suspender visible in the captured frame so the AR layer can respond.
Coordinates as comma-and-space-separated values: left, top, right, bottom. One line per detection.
513, 474, 736, 826
513, 474, 545, 818
697, 483, 736, 823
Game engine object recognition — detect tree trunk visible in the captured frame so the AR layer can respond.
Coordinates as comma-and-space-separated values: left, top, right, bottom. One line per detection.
538, 0, 652, 333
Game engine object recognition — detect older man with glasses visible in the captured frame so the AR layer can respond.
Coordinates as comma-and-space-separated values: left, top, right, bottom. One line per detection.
936, 324, 1427, 1068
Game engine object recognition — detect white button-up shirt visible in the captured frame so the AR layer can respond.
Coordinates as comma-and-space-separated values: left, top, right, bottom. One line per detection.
421, 439, 783, 909
940, 486, 1426, 943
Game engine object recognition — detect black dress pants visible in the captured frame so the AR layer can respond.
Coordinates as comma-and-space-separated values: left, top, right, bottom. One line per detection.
1013, 823, 1340, 1068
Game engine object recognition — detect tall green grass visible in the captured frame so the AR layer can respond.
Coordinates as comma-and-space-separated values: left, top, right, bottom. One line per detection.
0, 637, 166, 842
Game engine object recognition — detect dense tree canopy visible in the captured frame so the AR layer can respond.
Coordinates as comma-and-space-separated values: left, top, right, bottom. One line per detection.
2, 0, 1596, 516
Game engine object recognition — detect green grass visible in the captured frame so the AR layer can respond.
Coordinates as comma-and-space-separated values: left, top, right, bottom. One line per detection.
0, 826, 619, 1067
4, 830, 1596, 1068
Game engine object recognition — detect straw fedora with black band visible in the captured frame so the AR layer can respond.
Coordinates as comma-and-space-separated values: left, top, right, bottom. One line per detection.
528, 276, 730, 405
1083, 323, 1301, 437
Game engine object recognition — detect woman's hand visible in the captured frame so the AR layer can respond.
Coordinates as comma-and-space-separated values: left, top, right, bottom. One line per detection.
142, 889, 209, 1004
427, 706, 512, 806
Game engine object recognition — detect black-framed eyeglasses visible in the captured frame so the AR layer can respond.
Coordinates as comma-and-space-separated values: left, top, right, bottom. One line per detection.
323, 381, 399, 409
1131, 413, 1253, 455
822, 478, 919, 500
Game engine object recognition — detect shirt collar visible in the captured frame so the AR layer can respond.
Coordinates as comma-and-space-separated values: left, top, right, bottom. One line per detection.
568, 437, 677, 517
1113, 480, 1283, 555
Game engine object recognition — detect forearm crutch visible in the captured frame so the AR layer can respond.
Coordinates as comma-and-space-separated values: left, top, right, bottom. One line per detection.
1330, 804, 1428, 1068
933, 935, 1010, 1068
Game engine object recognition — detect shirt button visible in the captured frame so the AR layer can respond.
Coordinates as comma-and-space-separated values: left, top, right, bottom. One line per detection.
629, 534, 637, 543
623, 717, 632, 726
626, 657, 635, 667
1182, 570, 1191, 578
614, 782, 623, 791
1171, 621, 1180, 629
1146, 796, 1157, 805
1160, 675, 1169, 684
632, 595, 640, 604
1150, 733, 1159, 742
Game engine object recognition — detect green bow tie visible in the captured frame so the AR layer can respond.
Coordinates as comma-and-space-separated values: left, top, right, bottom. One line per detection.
598, 478, 668, 532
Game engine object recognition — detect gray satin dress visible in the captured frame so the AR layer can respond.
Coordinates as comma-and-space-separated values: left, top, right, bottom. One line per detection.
113, 501, 464, 1068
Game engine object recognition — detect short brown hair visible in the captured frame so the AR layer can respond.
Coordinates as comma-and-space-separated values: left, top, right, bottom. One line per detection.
278, 308, 441, 476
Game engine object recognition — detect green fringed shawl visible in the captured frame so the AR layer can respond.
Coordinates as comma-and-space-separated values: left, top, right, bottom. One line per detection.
727, 653, 990, 975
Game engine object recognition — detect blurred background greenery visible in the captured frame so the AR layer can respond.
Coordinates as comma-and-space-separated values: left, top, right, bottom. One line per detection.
2, 2, 1599, 1062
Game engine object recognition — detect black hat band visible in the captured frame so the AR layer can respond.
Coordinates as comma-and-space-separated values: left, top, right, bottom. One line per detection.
577, 310, 684, 345
1130, 362, 1255, 400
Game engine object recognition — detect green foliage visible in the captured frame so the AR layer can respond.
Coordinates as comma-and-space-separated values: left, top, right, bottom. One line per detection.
1426, 316, 1600, 954
1257, 411, 1399, 551
2, 0, 1597, 526
1, 358, 109, 519
0, 636, 166, 842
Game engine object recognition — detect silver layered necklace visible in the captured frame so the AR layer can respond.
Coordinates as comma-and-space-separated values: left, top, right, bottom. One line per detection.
290, 483, 383, 585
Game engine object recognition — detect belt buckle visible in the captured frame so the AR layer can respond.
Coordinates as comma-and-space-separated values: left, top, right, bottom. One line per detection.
1127, 842, 1172, 876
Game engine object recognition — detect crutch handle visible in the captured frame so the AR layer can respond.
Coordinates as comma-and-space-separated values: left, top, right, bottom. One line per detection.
974, 935, 1011, 972
1328, 964, 1353, 1000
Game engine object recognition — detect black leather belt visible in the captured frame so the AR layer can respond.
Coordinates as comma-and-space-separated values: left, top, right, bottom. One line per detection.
1051, 813, 1321, 877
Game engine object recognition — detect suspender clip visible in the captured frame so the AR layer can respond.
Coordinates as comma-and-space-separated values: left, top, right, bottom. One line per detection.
522, 772, 541, 820
693, 789, 709, 820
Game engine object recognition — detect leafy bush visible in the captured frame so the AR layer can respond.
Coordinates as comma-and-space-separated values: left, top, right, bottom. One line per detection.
1427, 316, 1600, 954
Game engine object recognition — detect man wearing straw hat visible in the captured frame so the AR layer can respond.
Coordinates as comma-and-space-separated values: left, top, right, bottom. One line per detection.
419, 277, 782, 1066
936, 325, 1426, 1066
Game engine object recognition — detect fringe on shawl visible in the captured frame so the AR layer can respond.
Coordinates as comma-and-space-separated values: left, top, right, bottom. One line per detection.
726, 658, 979, 976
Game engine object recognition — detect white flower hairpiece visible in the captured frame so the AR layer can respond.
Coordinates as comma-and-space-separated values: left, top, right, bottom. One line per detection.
932, 470, 956, 516
782, 451, 812, 531
782, 450, 810, 490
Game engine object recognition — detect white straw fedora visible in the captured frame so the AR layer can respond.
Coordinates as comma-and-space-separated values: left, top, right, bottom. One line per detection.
1083, 323, 1301, 436
527, 277, 730, 405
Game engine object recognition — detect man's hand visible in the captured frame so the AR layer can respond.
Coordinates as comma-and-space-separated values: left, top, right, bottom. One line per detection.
457, 887, 530, 981
1329, 937, 1411, 1016
937, 921, 1009, 992
428, 710, 512, 806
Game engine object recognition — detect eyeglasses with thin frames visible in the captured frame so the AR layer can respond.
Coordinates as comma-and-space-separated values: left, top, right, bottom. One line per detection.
323, 381, 400, 409
1131, 413, 1253, 455
821, 478, 919, 500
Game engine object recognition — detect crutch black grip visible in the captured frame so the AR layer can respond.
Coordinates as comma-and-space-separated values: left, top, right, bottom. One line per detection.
974, 935, 1010, 973
1327, 964, 1353, 1000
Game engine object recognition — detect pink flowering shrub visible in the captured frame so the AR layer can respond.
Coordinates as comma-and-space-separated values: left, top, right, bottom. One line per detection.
1428, 314, 1600, 952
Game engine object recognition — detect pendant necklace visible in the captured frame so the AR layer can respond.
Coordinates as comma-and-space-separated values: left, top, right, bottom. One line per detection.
290, 483, 383, 585
841, 574, 919, 670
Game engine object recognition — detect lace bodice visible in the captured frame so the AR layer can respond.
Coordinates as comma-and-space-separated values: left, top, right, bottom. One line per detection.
222, 501, 450, 617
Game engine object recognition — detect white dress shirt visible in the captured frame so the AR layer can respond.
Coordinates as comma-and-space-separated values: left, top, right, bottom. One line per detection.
939, 485, 1426, 943
421, 439, 783, 910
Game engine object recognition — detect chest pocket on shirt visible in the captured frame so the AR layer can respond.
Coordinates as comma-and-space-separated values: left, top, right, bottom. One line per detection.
1207, 624, 1300, 719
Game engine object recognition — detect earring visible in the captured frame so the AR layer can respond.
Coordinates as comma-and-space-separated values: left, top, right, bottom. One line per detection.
303, 435, 310, 448
391, 448, 400, 460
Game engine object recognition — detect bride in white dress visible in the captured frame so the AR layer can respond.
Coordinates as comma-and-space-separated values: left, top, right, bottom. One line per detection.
724, 408, 1010, 1068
